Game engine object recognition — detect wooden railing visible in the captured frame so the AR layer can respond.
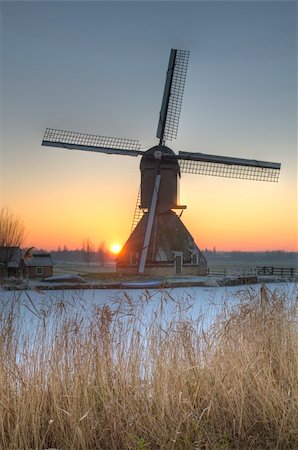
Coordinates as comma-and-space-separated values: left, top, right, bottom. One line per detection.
207, 266, 296, 278
207, 267, 257, 277
256, 266, 296, 277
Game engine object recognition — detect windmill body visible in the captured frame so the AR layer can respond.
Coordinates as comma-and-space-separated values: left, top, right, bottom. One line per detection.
117, 144, 206, 276
140, 145, 183, 213
42, 49, 281, 276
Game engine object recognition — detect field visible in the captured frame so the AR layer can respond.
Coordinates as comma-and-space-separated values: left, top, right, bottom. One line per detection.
0, 284, 297, 449
52, 251, 298, 279
53, 260, 117, 276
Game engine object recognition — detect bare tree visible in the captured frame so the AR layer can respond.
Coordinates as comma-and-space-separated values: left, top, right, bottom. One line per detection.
0, 207, 26, 278
0, 207, 26, 247
82, 238, 94, 268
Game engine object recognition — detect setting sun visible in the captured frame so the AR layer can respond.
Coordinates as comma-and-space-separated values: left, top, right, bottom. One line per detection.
110, 243, 121, 254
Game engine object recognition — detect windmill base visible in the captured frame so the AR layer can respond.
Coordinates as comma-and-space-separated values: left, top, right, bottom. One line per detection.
116, 264, 207, 277
116, 211, 207, 277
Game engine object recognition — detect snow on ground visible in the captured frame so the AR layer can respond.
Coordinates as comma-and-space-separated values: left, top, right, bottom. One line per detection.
43, 274, 86, 282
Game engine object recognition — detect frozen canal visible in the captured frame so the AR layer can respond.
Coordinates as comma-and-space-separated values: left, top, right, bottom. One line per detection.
1, 282, 296, 336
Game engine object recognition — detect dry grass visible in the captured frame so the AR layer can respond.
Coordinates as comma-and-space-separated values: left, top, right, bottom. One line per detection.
0, 285, 297, 449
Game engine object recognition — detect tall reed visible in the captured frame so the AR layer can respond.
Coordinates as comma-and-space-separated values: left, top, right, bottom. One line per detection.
0, 285, 297, 449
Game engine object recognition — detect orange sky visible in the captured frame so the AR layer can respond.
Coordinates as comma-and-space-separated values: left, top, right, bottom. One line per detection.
3, 153, 297, 252
1, 1, 297, 253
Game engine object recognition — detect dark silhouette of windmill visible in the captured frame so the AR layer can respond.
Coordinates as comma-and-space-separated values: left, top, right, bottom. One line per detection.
42, 49, 281, 276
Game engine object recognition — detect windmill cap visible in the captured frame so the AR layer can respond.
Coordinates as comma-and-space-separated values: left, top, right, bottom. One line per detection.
140, 145, 180, 170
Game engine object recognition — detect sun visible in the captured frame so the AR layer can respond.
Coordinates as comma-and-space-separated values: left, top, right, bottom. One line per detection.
110, 243, 121, 254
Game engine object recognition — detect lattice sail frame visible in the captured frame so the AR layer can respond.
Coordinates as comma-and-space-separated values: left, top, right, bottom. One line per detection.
157, 50, 190, 143
164, 50, 190, 141
42, 49, 281, 183
42, 128, 141, 156
178, 157, 280, 182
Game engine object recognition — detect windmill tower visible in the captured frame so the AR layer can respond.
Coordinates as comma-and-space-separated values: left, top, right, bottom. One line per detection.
42, 49, 281, 276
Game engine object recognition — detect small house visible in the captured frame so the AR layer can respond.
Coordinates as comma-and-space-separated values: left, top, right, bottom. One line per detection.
0, 246, 25, 278
25, 251, 54, 278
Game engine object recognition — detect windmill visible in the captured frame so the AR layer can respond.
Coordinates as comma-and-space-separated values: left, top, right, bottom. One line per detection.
42, 49, 281, 276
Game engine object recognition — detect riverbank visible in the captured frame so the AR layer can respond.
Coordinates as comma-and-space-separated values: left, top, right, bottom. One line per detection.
1, 273, 296, 291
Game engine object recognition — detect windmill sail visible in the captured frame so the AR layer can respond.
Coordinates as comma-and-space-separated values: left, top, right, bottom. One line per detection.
42, 48, 282, 276
156, 49, 190, 144
42, 128, 142, 157
178, 151, 281, 182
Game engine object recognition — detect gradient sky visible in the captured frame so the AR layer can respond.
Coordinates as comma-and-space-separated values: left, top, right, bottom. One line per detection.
1, 1, 297, 252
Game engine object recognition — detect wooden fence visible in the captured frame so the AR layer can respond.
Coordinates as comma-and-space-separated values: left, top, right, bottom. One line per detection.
207, 267, 257, 277
207, 266, 296, 278
256, 266, 296, 277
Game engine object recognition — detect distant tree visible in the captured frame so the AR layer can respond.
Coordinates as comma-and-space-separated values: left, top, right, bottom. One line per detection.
0, 207, 26, 278
0, 207, 26, 247
97, 241, 106, 267
82, 238, 94, 268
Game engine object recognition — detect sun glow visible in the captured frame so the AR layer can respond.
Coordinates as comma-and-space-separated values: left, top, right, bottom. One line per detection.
110, 243, 121, 254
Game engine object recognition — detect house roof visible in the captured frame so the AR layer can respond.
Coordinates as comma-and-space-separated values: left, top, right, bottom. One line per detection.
25, 252, 54, 267
0, 247, 22, 268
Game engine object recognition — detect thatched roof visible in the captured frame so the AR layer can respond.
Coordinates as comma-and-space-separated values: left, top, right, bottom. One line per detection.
117, 211, 206, 266
25, 251, 54, 267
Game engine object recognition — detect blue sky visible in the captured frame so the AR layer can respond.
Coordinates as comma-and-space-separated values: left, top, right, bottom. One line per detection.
1, 1, 297, 250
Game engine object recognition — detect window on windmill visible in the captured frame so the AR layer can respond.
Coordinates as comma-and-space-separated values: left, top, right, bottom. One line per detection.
191, 252, 198, 265
129, 252, 139, 265
173, 252, 183, 275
